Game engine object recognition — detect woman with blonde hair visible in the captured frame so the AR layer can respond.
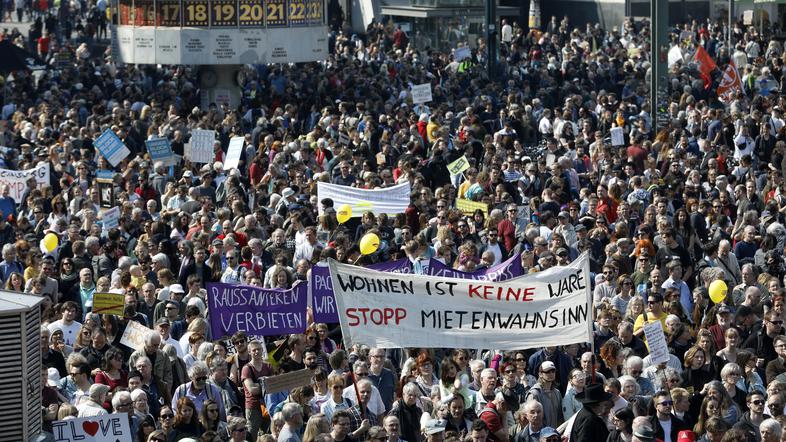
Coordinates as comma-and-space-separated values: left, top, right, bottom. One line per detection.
302, 413, 330, 442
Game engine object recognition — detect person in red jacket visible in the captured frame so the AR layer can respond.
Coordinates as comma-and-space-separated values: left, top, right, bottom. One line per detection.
497, 203, 519, 253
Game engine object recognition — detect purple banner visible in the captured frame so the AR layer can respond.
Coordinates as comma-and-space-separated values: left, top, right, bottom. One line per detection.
207, 282, 307, 338
311, 264, 338, 323
367, 258, 414, 273
425, 253, 523, 281
311, 259, 414, 324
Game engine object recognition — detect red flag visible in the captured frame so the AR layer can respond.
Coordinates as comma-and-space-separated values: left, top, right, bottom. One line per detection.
717, 61, 743, 103
694, 46, 717, 89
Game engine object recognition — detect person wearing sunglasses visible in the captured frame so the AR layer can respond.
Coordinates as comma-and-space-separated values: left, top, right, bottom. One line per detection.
632, 293, 667, 347
171, 361, 226, 423
646, 390, 690, 442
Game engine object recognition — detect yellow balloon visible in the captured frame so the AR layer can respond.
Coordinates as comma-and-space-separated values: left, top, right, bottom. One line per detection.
359, 233, 380, 255
709, 280, 728, 304
43, 233, 59, 253
336, 204, 352, 224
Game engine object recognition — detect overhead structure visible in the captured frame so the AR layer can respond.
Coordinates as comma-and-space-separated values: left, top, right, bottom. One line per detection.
110, 0, 329, 64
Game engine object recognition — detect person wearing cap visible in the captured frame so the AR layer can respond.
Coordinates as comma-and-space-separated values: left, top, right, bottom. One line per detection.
537, 427, 560, 442
569, 383, 613, 442
77, 383, 110, 417
708, 304, 734, 351
478, 389, 518, 442
418, 413, 446, 441
631, 424, 657, 442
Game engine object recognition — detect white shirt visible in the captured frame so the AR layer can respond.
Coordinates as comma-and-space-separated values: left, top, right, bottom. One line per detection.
48, 319, 83, 347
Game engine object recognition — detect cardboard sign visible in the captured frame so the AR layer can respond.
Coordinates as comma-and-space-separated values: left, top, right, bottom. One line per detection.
262, 368, 313, 394
92, 292, 125, 315
101, 206, 120, 231
447, 155, 470, 175
94, 129, 131, 167
411, 83, 433, 104
189, 129, 215, 164
610, 127, 625, 146
51, 413, 132, 441
0, 163, 49, 207
120, 320, 154, 350
643, 320, 670, 364
224, 136, 245, 170
456, 198, 488, 216
455, 46, 471, 61
145, 137, 176, 166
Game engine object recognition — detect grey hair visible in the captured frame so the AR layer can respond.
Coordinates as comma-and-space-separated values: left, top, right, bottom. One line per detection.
480, 368, 497, 380
89, 383, 110, 402
281, 402, 302, 421
188, 361, 209, 378
625, 356, 644, 371
197, 342, 214, 361
468, 360, 485, 371
112, 391, 132, 411
402, 382, 420, 396
618, 375, 641, 395
522, 399, 543, 413
761, 418, 782, 439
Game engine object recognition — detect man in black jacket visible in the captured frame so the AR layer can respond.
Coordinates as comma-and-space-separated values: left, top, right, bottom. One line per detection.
733, 391, 769, 441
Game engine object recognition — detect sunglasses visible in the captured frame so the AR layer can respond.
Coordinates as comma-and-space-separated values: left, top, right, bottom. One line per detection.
658, 400, 673, 406
160, 414, 174, 419
751, 400, 765, 405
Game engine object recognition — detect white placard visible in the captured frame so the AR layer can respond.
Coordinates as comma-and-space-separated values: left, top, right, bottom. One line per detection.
643, 320, 670, 365
411, 83, 433, 104
51, 413, 132, 441
0, 163, 49, 206
190, 129, 215, 164
224, 136, 245, 171
610, 127, 625, 146
329, 253, 592, 349
120, 320, 154, 350
667, 45, 684, 68
101, 207, 120, 231
317, 181, 411, 218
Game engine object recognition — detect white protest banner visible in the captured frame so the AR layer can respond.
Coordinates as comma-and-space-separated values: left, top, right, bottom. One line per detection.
411, 83, 433, 104
51, 413, 132, 441
224, 136, 245, 170
0, 163, 49, 206
94, 128, 131, 167
317, 181, 411, 218
328, 253, 592, 349
190, 129, 215, 164
610, 127, 625, 146
262, 368, 313, 394
120, 320, 154, 350
101, 206, 120, 232
643, 320, 670, 364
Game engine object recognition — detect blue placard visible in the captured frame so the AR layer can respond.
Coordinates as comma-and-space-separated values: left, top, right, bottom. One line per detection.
145, 138, 174, 165
95, 129, 131, 167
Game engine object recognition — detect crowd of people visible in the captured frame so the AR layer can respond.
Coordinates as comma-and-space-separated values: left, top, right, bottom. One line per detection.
13, 3, 786, 442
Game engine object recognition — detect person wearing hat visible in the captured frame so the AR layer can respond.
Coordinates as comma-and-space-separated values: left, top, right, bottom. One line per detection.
569, 383, 613, 442
421, 416, 447, 442
478, 389, 519, 441
647, 390, 690, 442
631, 424, 657, 442
538, 427, 561, 442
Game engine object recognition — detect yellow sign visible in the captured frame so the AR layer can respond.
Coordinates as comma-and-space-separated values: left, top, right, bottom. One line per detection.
456, 199, 488, 216
447, 155, 470, 175
92, 292, 126, 315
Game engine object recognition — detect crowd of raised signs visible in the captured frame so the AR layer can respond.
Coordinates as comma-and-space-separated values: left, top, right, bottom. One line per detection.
16, 4, 786, 442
